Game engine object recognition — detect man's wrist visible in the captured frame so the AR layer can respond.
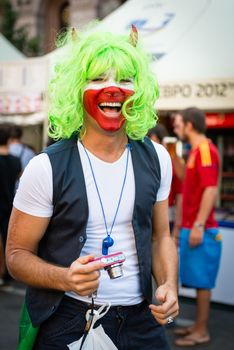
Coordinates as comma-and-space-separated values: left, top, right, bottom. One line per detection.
174, 223, 181, 229
163, 281, 178, 294
193, 221, 205, 231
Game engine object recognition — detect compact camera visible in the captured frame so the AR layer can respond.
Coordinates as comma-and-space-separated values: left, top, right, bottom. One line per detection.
93, 252, 126, 279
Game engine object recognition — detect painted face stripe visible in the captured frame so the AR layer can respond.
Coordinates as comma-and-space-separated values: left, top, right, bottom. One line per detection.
84, 87, 134, 97
84, 80, 134, 92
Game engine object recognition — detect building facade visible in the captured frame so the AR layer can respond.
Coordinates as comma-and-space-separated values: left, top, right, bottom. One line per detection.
9, 0, 125, 54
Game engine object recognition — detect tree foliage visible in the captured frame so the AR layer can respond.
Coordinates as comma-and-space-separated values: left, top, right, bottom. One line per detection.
0, 0, 40, 56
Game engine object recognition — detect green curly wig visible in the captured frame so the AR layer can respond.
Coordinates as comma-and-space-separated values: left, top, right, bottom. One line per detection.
48, 27, 159, 140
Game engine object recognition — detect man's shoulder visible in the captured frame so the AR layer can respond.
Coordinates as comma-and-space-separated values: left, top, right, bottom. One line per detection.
0, 154, 21, 173
197, 139, 219, 167
43, 136, 77, 156
208, 140, 219, 155
0, 153, 20, 164
147, 137, 170, 160
8, 153, 21, 163
131, 137, 164, 163
24, 145, 36, 155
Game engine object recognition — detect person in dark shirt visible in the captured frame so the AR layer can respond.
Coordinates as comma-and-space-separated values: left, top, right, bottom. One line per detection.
0, 125, 21, 283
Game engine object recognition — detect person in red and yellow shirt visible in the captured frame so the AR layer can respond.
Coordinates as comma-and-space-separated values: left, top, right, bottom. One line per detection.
182, 139, 219, 230
173, 107, 222, 347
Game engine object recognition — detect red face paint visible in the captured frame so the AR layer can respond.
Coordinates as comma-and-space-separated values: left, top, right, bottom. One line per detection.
83, 75, 134, 132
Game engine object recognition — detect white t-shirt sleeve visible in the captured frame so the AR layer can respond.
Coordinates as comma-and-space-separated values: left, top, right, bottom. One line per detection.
13, 153, 53, 217
151, 141, 172, 202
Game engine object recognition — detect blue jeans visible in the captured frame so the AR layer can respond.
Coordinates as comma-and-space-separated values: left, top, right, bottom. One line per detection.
33, 295, 170, 350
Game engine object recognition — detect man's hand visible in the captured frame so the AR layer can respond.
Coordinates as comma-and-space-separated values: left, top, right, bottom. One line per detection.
189, 227, 204, 247
65, 255, 104, 296
149, 283, 179, 325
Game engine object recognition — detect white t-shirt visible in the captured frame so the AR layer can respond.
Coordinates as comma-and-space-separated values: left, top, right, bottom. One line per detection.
14, 140, 172, 305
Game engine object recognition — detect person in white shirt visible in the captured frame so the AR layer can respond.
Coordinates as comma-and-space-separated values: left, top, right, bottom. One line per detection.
6, 26, 179, 350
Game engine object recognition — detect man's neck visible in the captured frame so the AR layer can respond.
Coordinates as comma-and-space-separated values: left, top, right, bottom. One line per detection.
80, 130, 128, 163
189, 132, 206, 149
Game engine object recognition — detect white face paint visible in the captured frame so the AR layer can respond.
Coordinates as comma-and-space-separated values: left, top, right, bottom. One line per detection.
84, 70, 135, 92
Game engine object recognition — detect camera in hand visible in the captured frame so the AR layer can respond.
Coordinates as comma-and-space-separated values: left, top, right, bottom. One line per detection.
94, 252, 126, 279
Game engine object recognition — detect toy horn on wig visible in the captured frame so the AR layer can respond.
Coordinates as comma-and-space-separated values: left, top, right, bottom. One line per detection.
71, 25, 138, 46
71, 27, 78, 41
129, 25, 138, 47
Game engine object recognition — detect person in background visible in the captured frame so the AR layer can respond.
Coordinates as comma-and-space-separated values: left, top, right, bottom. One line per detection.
147, 123, 169, 144
9, 125, 36, 170
173, 107, 222, 347
0, 125, 21, 285
148, 124, 183, 241
6, 27, 179, 349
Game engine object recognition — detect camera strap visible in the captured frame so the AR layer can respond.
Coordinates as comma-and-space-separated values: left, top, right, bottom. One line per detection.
81, 142, 131, 255
79, 297, 95, 350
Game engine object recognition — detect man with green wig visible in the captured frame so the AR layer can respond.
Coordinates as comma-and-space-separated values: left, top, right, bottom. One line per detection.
6, 26, 179, 349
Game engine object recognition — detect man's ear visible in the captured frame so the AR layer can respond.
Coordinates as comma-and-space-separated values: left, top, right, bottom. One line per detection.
186, 121, 193, 132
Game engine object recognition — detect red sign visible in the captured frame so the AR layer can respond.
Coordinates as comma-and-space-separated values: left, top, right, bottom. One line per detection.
206, 113, 234, 129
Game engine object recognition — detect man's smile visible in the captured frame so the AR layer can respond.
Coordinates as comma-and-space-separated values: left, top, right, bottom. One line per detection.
98, 102, 122, 118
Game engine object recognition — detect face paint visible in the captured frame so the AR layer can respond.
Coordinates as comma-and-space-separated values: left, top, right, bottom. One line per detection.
83, 73, 134, 132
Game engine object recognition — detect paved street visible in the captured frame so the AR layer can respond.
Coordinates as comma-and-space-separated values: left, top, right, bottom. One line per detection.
167, 297, 234, 349
0, 281, 233, 349
0, 282, 25, 349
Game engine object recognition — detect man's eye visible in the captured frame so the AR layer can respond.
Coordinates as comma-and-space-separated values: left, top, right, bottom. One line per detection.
91, 78, 104, 82
120, 79, 133, 83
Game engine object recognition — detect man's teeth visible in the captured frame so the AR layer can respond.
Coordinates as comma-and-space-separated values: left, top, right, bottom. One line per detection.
99, 102, 122, 107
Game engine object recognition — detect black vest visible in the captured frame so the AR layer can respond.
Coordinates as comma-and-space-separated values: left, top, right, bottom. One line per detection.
26, 136, 161, 327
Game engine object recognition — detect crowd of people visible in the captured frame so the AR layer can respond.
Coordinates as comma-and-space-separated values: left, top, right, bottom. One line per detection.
0, 26, 222, 350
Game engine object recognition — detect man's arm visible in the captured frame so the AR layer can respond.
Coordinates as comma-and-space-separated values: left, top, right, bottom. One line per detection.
6, 208, 104, 296
171, 193, 182, 246
172, 155, 185, 181
189, 186, 218, 246
149, 199, 179, 325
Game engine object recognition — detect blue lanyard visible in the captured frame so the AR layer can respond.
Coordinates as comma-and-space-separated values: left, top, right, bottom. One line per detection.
81, 142, 131, 255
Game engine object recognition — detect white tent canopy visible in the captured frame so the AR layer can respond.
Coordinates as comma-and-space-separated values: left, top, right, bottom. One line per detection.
1, 0, 234, 114
0, 33, 25, 61
96, 0, 234, 110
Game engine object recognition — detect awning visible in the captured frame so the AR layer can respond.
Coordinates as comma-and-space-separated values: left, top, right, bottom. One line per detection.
0, 111, 46, 126
157, 77, 234, 111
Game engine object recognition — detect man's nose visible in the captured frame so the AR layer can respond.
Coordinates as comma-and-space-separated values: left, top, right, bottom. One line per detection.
103, 86, 123, 97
